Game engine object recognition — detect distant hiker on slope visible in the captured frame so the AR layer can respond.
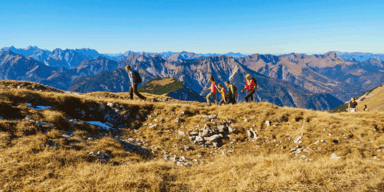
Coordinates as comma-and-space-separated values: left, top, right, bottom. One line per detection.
241, 74, 257, 103
225, 80, 237, 104
348, 97, 358, 113
217, 83, 228, 105
363, 104, 369, 112
125, 65, 146, 101
205, 76, 218, 106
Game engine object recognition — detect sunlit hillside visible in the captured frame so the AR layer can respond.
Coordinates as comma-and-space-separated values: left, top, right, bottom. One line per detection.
330, 84, 384, 113
1, 80, 384, 191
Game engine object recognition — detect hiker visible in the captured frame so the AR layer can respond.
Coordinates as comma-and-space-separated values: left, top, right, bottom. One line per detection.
348, 97, 358, 112
125, 65, 146, 101
225, 81, 237, 104
241, 74, 257, 102
363, 104, 369, 112
205, 76, 218, 106
217, 83, 228, 105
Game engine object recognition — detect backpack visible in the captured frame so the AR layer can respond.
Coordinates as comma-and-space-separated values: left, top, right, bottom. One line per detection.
231, 84, 238, 97
133, 71, 142, 83
251, 77, 257, 89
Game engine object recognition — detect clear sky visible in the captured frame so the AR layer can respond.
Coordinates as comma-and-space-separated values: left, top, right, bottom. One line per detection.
0, 0, 383, 54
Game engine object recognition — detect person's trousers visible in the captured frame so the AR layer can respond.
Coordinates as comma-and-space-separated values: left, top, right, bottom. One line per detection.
206, 92, 217, 105
228, 97, 236, 104
245, 90, 255, 102
129, 83, 146, 100
219, 97, 228, 105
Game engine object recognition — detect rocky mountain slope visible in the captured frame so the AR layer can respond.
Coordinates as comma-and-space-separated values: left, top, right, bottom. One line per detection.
138, 78, 206, 102
1, 81, 384, 191
2, 47, 383, 110
236, 52, 384, 101
70, 56, 343, 110
0, 52, 124, 90
0, 51, 77, 90
0, 46, 99, 68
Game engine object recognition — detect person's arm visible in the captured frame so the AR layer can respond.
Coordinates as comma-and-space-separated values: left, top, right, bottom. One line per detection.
241, 83, 248, 92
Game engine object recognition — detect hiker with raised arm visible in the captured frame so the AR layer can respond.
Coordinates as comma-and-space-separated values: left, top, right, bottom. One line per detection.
125, 65, 146, 101
348, 97, 357, 112
225, 80, 237, 104
205, 76, 218, 106
217, 83, 228, 106
241, 74, 257, 103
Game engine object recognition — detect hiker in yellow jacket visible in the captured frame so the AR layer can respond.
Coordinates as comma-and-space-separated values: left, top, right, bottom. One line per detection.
217, 83, 228, 106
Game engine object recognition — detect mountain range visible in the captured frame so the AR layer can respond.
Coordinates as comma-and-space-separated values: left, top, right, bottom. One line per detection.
68, 56, 343, 110
0, 46, 249, 68
1, 46, 384, 110
335, 51, 384, 61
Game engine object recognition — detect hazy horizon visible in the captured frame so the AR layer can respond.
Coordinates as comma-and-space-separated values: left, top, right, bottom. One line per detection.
3, 45, 384, 56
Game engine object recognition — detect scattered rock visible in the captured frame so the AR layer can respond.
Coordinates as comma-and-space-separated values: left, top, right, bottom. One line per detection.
265, 121, 270, 126
107, 102, 114, 108
178, 130, 186, 136
293, 133, 304, 144
189, 131, 198, 136
208, 114, 217, 119
183, 145, 191, 151
331, 153, 341, 160
156, 131, 163, 135
149, 124, 158, 129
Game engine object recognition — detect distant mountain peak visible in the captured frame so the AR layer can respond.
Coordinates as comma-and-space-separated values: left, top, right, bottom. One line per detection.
324, 51, 338, 58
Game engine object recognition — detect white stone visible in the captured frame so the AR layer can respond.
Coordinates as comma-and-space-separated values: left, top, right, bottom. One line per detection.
293, 133, 304, 144
107, 102, 114, 108
330, 153, 341, 160
178, 130, 186, 136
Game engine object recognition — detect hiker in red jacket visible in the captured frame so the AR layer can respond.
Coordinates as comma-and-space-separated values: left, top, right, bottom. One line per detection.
205, 76, 218, 106
241, 74, 257, 103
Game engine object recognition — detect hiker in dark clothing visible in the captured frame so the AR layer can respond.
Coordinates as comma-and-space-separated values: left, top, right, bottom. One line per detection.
225, 81, 237, 104
125, 65, 146, 101
348, 97, 358, 112
241, 74, 257, 102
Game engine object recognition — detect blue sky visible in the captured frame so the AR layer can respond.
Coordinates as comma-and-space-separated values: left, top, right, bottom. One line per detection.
0, 0, 383, 54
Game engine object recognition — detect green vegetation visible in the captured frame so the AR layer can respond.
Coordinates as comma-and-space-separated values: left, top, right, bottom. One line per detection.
329, 103, 348, 113
138, 78, 184, 95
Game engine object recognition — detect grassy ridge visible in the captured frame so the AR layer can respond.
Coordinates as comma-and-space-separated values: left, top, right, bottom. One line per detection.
1, 81, 384, 191
138, 78, 184, 95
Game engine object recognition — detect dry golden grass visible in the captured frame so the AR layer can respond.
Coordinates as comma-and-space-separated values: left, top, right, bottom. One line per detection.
357, 84, 384, 112
1, 80, 384, 191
